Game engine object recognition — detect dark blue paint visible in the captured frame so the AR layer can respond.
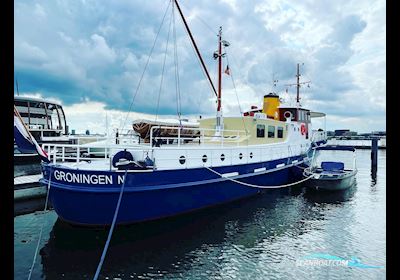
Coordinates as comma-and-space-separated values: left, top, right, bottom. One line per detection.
40, 156, 307, 226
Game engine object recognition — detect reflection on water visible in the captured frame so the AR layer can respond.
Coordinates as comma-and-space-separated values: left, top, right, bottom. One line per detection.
14, 150, 386, 280
303, 184, 357, 204
38, 187, 356, 279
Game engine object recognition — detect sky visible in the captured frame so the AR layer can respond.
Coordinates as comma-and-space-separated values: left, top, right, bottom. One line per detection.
14, 0, 386, 134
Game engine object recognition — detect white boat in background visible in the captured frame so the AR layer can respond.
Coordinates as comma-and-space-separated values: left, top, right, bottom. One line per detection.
14, 96, 71, 163
14, 96, 108, 164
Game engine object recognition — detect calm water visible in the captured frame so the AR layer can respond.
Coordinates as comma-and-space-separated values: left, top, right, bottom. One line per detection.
14, 149, 386, 279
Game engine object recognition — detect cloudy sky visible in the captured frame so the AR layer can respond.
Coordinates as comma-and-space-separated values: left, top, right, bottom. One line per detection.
14, 0, 386, 134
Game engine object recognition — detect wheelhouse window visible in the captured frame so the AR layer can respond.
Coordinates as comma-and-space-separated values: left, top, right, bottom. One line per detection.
256, 124, 265, 138
277, 127, 284, 138
268, 126, 275, 138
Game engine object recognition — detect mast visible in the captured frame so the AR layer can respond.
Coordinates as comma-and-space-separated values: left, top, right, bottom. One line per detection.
217, 27, 222, 112
296, 63, 300, 105
216, 26, 223, 132
284, 63, 310, 107
173, 0, 218, 98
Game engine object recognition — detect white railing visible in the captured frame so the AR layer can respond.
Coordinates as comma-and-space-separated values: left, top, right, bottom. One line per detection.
149, 126, 247, 147
41, 140, 310, 171
41, 141, 148, 164
311, 130, 327, 143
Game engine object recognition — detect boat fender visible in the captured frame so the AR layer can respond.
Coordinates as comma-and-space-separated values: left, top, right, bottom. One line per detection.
112, 150, 134, 168
301, 123, 307, 135
144, 155, 154, 168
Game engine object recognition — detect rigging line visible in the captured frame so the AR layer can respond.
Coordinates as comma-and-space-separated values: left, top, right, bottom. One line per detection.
155, 5, 173, 122
174, 0, 218, 98
173, 1, 217, 102
16, 77, 20, 96
120, 0, 171, 131
172, 1, 182, 123
27, 166, 52, 280
224, 49, 249, 136
185, 31, 216, 102
178, 1, 218, 36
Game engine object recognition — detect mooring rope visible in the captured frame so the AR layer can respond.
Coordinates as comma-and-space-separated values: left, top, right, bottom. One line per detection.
204, 164, 314, 189
27, 165, 52, 280
93, 168, 128, 280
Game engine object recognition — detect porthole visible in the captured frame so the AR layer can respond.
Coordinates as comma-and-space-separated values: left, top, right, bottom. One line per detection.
220, 154, 225, 161
239, 153, 243, 160
179, 156, 186, 164
202, 155, 208, 163
250, 152, 253, 159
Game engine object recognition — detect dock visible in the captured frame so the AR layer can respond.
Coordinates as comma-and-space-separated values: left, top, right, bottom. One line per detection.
14, 174, 46, 201
327, 138, 386, 149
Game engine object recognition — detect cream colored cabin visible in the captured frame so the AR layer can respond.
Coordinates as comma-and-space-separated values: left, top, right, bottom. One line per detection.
199, 115, 288, 146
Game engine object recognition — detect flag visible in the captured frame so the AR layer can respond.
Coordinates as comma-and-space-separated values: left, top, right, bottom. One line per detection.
14, 106, 50, 162
224, 65, 230, 75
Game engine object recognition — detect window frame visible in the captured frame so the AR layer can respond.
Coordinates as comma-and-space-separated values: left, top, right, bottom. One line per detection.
256, 124, 265, 138
268, 125, 275, 138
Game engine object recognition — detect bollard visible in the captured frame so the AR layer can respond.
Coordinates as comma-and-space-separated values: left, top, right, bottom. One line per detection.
371, 137, 378, 179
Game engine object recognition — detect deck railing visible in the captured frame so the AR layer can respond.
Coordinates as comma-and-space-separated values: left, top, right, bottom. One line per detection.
41, 136, 145, 164
311, 130, 327, 143
149, 126, 247, 147
41, 141, 310, 170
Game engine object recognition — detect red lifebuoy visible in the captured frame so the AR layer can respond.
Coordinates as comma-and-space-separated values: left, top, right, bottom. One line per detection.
300, 123, 307, 135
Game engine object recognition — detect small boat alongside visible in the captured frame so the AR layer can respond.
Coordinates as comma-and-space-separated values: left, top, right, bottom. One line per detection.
303, 146, 357, 191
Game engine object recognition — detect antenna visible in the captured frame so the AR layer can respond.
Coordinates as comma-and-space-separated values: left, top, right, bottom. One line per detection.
272, 72, 278, 93
284, 63, 311, 107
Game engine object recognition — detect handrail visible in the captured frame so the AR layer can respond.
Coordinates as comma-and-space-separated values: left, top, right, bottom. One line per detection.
149, 125, 246, 147
41, 141, 309, 168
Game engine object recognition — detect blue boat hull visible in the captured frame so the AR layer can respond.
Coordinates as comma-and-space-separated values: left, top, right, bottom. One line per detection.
40, 156, 306, 226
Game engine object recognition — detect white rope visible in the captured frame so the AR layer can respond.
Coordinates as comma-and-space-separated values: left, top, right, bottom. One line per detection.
204, 165, 314, 189
27, 165, 52, 280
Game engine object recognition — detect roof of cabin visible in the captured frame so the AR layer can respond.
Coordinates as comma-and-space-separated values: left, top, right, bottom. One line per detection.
14, 95, 62, 106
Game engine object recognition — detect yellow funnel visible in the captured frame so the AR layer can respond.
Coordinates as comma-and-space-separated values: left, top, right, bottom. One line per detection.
262, 93, 280, 120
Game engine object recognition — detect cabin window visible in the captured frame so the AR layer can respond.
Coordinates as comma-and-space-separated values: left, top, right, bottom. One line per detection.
256, 124, 265, 138
239, 153, 243, 160
202, 155, 208, 163
268, 126, 275, 138
220, 154, 225, 161
250, 152, 253, 158
277, 127, 284, 138
179, 156, 186, 164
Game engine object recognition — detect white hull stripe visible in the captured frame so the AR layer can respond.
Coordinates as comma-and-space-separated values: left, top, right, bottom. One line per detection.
221, 172, 239, 178
254, 167, 266, 173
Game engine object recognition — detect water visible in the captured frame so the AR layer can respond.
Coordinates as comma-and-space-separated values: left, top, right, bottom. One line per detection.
14, 149, 386, 279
